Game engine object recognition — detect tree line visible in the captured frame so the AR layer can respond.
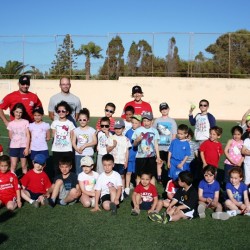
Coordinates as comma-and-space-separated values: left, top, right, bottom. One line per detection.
0, 29, 249, 80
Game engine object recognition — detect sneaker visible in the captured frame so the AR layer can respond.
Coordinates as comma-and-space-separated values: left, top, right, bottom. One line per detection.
124, 188, 130, 196
244, 212, 250, 216
198, 204, 206, 218
226, 210, 237, 217
110, 202, 117, 215
48, 198, 56, 208
131, 209, 140, 216
32, 200, 39, 208
43, 197, 49, 206
162, 212, 170, 224
120, 192, 124, 202
148, 212, 163, 223
212, 212, 230, 220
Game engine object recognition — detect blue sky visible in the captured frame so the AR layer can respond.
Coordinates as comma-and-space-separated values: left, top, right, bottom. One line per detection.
1, 0, 250, 74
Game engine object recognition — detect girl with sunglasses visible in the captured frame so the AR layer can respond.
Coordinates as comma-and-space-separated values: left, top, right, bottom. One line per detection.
51, 101, 75, 176
72, 108, 97, 175
188, 99, 216, 145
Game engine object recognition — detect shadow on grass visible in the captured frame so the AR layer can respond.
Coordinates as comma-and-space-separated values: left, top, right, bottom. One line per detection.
0, 233, 8, 245
0, 210, 17, 223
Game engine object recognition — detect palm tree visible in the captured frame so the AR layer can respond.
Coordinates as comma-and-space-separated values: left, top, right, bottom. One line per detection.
0, 60, 30, 79
75, 42, 103, 80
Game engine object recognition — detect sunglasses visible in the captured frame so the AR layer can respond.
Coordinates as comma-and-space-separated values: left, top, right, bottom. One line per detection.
100, 124, 110, 128
199, 104, 208, 107
20, 83, 30, 86
79, 119, 87, 122
57, 110, 67, 113
105, 109, 114, 114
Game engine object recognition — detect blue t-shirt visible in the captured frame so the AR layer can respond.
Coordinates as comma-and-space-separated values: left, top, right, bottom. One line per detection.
198, 179, 220, 199
226, 182, 247, 202
125, 128, 138, 162
53, 172, 78, 191
132, 126, 160, 158
169, 139, 191, 161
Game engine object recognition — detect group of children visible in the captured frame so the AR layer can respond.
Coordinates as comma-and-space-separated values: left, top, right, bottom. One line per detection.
1, 94, 250, 225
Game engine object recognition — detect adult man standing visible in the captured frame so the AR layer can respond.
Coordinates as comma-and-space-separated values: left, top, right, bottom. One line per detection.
48, 77, 82, 124
0, 75, 43, 126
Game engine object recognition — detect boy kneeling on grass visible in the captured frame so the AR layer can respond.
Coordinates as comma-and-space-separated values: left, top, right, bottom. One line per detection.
48, 157, 81, 207
21, 154, 51, 208
149, 171, 198, 223
91, 154, 122, 215
0, 155, 22, 211
131, 172, 158, 216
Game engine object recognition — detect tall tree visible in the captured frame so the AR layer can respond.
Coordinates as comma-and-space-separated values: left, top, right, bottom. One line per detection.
75, 42, 103, 80
206, 29, 250, 77
137, 40, 153, 76
166, 37, 180, 76
106, 35, 125, 79
50, 34, 76, 78
0, 60, 30, 79
126, 41, 140, 76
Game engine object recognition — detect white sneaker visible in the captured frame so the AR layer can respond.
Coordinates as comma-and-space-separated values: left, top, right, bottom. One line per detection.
226, 210, 237, 217
212, 212, 230, 220
125, 188, 130, 195
90, 198, 95, 208
244, 212, 250, 216
120, 192, 124, 201
198, 204, 206, 218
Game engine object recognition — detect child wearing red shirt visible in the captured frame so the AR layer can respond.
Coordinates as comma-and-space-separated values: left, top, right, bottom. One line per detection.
21, 154, 51, 208
200, 126, 223, 168
0, 155, 21, 210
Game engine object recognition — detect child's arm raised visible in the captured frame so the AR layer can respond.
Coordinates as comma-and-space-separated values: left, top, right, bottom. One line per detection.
241, 108, 250, 126
106, 139, 117, 153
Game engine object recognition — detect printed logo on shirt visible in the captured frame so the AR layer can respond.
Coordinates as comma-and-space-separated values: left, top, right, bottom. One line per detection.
29, 101, 34, 107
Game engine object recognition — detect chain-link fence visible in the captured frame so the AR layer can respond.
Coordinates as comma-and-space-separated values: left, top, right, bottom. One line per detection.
0, 32, 249, 79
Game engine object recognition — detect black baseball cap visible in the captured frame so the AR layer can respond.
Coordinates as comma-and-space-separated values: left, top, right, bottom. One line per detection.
159, 102, 169, 111
19, 75, 30, 85
132, 85, 143, 95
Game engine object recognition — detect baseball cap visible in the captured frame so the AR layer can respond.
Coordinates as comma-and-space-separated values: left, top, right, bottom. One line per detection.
33, 154, 47, 165
141, 111, 153, 120
19, 75, 30, 85
32, 106, 44, 115
114, 119, 125, 129
159, 102, 169, 111
132, 85, 143, 95
80, 156, 94, 167
131, 114, 142, 122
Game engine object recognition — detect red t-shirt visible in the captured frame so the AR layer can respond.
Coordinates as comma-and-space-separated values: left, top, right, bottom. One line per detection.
0, 171, 20, 199
0, 91, 43, 122
0, 144, 3, 153
200, 140, 223, 167
96, 117, 116, 132
121, 100, 152, 119
21, 169, 51, 194
134, 183, 158, 202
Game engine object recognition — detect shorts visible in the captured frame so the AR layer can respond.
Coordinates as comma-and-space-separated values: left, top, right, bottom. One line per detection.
140, 201, 153, 210
27, 190, 44, 200
100, 194, 111, 204
57, 185, 77, 205
0, 195, 17, 206
113, 164, 126, 175
135, 157, 157, 178
9, 148, 27, 158
30, 150, 49, 161
127, 160, 136, 173
160, 151, 169, 163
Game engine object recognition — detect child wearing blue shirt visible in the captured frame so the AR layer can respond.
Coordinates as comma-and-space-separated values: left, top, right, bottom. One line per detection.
168, 124, 191, 180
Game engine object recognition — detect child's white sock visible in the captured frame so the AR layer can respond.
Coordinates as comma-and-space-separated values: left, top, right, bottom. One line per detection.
29, 199, 34, 204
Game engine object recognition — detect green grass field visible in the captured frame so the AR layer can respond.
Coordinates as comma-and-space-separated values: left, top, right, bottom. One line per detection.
1, 118, 250, 249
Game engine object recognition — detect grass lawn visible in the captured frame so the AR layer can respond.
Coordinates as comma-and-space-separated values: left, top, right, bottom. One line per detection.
1, 117, 250, 249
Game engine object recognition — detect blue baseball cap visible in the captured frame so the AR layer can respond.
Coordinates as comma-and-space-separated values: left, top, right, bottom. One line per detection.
33, 154, 47, 165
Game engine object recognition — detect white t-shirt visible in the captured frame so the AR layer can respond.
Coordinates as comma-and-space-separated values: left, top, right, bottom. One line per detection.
244, 138, 250, 164
95, 171, 123, 197
78, 171, 99, 191
74, 126, 96, 156
97, 131, 112, 155
51, 119, 75, 152
194, 114, 210, 141
106, 135, 131, 164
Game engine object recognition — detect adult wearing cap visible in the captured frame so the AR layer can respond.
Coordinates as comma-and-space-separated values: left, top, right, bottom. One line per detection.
121, 85, 152, 119
0, 75, 43, 125
48, 76, 81, 126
